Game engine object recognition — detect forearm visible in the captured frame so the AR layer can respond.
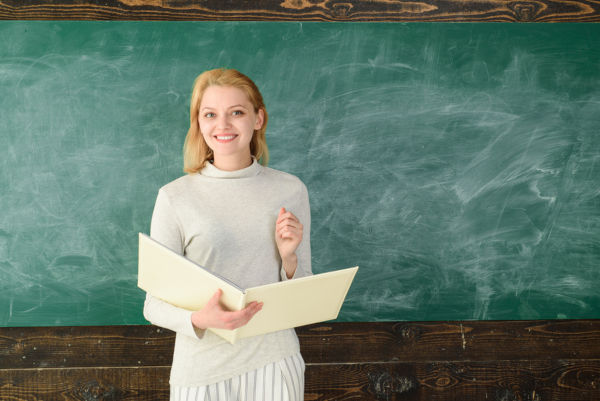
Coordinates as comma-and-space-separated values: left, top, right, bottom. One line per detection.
143, 293, 204, 339
281, 253, 298, 279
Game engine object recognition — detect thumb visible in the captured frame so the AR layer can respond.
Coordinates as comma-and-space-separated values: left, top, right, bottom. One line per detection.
278, 207, 286, 218
208, 288, 223, 306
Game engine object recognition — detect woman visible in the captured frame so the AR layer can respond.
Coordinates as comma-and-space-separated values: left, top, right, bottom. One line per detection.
143, 68, 311, 401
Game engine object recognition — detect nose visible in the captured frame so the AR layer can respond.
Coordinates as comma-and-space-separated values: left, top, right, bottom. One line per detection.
216, 113, 231, 129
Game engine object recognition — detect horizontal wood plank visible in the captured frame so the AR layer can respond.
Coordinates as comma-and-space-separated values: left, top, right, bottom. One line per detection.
306, 361, 600, 400
4, 321, 600, 369
0, 325, 174, 369
297, 320, 600, 363
2, 361, 600, 400
0, 0, 598, 22
0, 367, 170, 401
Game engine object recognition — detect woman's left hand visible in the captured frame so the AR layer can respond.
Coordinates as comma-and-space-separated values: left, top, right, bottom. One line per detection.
275, 207, 303, 264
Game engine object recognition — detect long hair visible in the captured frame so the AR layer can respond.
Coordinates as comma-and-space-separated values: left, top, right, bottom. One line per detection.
183, 69, 269, 173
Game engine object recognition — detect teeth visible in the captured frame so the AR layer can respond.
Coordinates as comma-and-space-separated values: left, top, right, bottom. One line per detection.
216, 135, 236, 140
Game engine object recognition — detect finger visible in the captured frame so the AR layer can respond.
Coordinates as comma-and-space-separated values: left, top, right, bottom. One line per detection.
244, 301, 263, 316
207, 288, 223, 307
279, 233, 301, 243
277, 209, 299, 224
277, 224, 303, 237
280, 233, 301, 241
278, 214, 299, 225
277, 219, 302, 232
244, 301, 263, 311
278, 230, 301, 241
247, 305, 263, 322
278, 230, 298, 241
231, 302, 263, 327
278, 219, 302, 228
277, 226, 304, 235
277, 225, 299, 237
279, 215, 301, 224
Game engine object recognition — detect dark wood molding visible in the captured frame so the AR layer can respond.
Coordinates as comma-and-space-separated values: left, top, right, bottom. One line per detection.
0, 0, 599, 22
2, 321, 600, 400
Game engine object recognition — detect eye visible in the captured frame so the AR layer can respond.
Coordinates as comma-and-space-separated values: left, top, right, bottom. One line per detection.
204, 112, 216, 118
232, 110, 244, 116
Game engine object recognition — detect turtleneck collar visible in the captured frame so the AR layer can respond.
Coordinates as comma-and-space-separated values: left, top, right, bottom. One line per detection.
199, 158, 262, 179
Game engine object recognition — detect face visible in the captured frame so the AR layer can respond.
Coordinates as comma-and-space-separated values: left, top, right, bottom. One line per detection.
199, 85, 264, 169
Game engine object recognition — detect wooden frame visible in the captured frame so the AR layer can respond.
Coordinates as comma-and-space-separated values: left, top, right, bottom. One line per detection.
1, 2, 598, 399
0, 0, 599, 22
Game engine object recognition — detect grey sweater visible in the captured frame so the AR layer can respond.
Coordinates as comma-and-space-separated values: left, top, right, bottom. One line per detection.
143, 159, 312, 386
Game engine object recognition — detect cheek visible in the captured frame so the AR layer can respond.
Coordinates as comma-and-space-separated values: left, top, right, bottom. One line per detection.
198, 120, 211, 136
244, 120, 258, 135
199, 125, 213, 146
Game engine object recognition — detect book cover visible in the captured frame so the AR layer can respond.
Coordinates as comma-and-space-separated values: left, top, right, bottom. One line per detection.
137, 233, 358, 344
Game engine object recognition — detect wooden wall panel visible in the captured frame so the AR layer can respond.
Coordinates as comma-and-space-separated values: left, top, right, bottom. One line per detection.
2, 321, 600, 400
0, 0, 598, 22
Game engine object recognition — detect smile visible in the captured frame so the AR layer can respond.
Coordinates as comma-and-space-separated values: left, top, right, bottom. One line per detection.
215, 135, 237, 141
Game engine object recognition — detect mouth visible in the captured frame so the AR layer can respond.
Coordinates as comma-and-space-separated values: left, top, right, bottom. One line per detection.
215, 134, 238, 142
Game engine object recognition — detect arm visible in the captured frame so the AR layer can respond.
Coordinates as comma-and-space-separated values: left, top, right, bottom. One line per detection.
145, 285, 263, 338
142, 189, 203, 337
143, 189, 262, 338
276, 183, 312, 280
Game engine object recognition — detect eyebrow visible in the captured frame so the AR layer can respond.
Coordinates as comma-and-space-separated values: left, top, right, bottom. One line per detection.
200, 104, 249, 111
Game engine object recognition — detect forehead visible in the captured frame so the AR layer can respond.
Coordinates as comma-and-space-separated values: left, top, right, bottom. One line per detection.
200, 85, 251, 108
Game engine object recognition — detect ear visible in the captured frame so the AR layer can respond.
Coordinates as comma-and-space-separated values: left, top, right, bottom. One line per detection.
254, 108, 265, 130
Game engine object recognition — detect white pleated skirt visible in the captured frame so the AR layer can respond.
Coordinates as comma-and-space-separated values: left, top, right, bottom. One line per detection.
170, 353, 305, 401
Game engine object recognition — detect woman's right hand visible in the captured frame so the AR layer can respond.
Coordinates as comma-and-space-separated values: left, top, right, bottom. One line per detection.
191, 289, 263, 331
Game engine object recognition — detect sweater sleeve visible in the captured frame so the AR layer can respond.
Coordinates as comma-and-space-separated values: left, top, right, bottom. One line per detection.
280, 181, 312, 281
143, 188, 205, 339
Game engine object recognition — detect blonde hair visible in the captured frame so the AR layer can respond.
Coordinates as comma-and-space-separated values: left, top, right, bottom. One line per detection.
183, 68, 269, 173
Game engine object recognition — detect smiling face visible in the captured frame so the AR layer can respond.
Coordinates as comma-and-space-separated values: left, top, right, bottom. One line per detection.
199, 85, 264, 171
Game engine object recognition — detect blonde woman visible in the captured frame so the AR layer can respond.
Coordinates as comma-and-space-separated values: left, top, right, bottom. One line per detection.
143, 68, 311, 401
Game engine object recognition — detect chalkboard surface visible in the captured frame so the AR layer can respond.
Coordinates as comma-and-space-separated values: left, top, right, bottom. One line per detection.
1, 22, 599, 326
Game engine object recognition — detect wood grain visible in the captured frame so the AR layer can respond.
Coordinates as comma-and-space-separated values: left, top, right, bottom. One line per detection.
2, 321, 600, 400
0, 0, 598, 22
0, 368, 170, 401
0, 325, 174, 369
306, 362, 600, 400
2, 362, 599, 400
297, 320, 600, 363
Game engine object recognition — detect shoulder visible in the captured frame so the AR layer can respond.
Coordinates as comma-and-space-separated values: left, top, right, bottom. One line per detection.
155, 174, 200, 207
159, 174, 197, 195
260, 166, 308, 193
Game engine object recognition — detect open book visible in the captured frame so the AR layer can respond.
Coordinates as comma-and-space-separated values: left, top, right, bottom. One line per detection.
137, 233, 358, 344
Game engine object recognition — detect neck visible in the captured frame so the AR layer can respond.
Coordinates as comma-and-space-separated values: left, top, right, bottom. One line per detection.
212, 155, 253, 171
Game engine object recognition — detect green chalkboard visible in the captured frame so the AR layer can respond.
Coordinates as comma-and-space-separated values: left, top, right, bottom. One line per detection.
1, 22, 599, 327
